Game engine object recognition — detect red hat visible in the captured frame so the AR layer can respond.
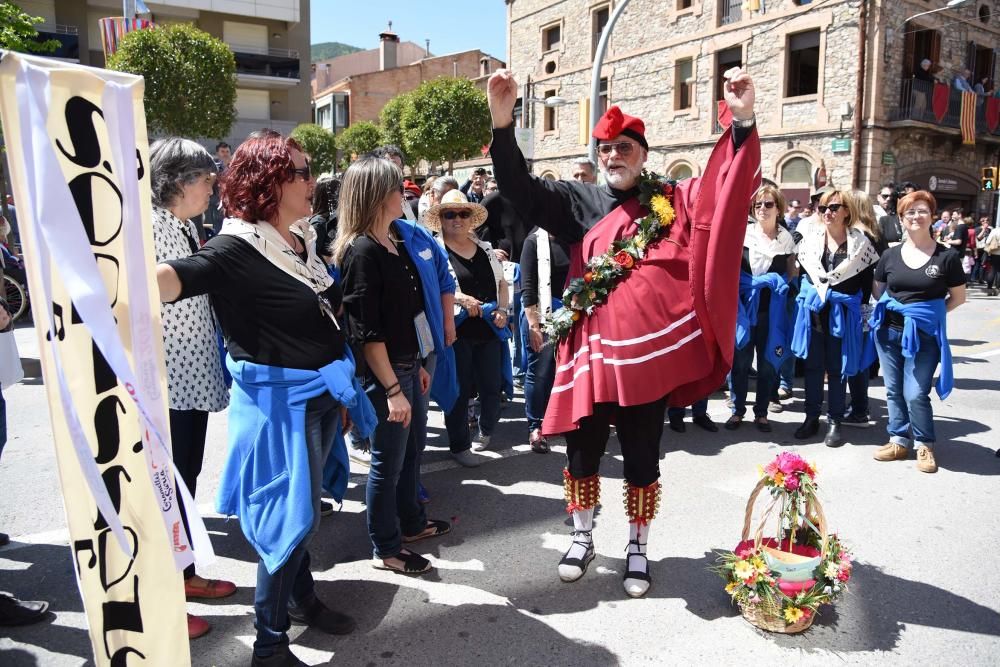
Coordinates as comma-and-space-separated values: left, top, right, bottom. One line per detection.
402, 179, 422, 197
592, 105, 648, 149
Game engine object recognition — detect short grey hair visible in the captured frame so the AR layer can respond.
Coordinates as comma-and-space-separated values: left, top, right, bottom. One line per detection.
149, 138, 218, 208
572, 157, 597, 174
431, 176, 459, 196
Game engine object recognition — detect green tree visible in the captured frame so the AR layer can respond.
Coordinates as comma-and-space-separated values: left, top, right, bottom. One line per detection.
0, 1, 60, 54
335, 121, 383, 169
379, 91, 412, 152
400, 77, 490, 172
106, 23, 237, 139
291, 123, 338, 176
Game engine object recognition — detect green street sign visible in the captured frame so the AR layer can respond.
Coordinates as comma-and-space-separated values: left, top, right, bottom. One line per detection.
831, 138, 851, 153
882, 151, 896, 165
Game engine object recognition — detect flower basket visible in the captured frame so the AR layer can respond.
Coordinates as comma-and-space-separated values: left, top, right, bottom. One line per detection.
713, 453, 852, 634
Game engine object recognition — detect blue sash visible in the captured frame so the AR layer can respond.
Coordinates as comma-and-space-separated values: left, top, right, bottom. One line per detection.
791, 277, 874, 379
735, 271, 791, 372
869, 293, 952, 399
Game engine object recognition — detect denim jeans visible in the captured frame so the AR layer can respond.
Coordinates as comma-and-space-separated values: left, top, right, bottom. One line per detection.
511, 294, 524, 379
876, 325, 939, 448
731, 323, 778, 419
365, 361, 428, 559
524, 336, 556, 432
803, 328, 847, 421
254, 393, 340, 657
847, 371, 870, 418
778, 354, 795, 392
445, 337, 503, 450
667, 398, 708, 420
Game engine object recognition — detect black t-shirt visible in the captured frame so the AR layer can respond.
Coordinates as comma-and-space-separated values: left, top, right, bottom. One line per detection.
948, 224, 969, 254
167, 234, 345, 370
874, 244, 966, 304
520, 230, 571, 308
448, 245, 498, 340
878, 214, 903, 245
340, 232, 425, 361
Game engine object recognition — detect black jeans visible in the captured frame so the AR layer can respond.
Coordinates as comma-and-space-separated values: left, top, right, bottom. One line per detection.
564, 396, 669, 488
445, 337, 504, 451
169, 408, 209, 580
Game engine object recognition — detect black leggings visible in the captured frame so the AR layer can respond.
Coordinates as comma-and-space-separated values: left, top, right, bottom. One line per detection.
987, 255, 1000, 290
170, 408, 210, 580
564, 396, 669, 488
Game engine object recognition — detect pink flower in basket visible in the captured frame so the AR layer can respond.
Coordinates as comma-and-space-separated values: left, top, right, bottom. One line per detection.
784, 475, 801, 491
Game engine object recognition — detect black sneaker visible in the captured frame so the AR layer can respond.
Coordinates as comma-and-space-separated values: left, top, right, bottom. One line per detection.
0, 593, 49, 626
668, 413, 686, 433
320, 500, 335, 517
250, 645, 307, 667
841, 413, 872, 428
288, 597, 357, 635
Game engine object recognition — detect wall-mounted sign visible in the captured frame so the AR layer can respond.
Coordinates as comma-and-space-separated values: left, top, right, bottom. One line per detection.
928, 175, 959, 192
831, 138, 851, 153
882, 151, 896, 165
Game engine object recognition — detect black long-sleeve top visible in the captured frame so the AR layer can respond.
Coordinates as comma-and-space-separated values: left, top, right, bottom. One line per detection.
802, 236, 877, 332
520, 230, 572, 308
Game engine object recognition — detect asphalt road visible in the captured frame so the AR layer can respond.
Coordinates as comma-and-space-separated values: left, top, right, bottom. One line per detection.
2, 288, 999, 666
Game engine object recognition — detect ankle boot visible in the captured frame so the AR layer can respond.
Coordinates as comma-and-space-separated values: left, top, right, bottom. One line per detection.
794, 416, 820, 439
824, 420, 843, 448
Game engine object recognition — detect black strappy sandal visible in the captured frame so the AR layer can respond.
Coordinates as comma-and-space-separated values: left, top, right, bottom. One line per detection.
558, 531, 595, 582
373, 548, 432, 574
402, 518, 451, 544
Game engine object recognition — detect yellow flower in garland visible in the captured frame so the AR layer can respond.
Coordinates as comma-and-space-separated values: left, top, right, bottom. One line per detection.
751, 556, 768, 574
733, 560, 755, 580
649, 194, 675, 225
725, 582, 738, 594
772, 472, 785, 487
783, 606, 805, 624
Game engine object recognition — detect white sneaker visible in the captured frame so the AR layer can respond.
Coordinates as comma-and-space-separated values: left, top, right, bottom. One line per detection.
472, 432, 491, 451
451, 449, 481, 468
349, 447, 371, 466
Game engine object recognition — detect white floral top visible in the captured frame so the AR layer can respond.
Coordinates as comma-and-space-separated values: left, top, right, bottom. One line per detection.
152, 207, 229, 412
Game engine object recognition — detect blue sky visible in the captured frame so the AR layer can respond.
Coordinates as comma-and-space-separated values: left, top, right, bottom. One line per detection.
311, 0, 508, 61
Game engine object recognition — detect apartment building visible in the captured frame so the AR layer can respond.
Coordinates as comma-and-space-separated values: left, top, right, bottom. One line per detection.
507, 0, 1000, 214
19, 0, 311, 146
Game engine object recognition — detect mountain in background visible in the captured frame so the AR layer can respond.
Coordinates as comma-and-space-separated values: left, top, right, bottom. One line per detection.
312, 42, 363, 61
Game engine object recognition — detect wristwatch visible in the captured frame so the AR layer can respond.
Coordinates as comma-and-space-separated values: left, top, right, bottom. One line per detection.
732, 113, 756, 128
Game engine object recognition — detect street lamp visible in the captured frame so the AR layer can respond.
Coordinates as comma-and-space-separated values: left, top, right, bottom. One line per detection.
903, 0, 972, 23
525, 96, 570, 108
588, 0, 631, 163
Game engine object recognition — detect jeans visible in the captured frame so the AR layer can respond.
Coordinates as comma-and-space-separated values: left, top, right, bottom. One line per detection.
876, 325, 939, 448
778, 354, 795, 392
667, 398, 708, 420
524, 335, 556, 432
804, 328, 847, 421
365, 361, 428, 559
847, 371, 869, 418
445, 337, 503, 450
511, 294, 524, 378
731, 323, 778, 419
254, 393, 340, 657
169, 408, 209, 580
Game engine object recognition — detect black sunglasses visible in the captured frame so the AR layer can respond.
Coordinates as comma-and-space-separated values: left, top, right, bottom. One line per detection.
754, 201, 776, 209
442, 210, 473, 221
818, 203, 844, 214
289, 159, 311, 181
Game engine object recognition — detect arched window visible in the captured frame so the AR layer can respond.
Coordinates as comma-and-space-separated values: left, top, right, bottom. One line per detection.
780, 156, 812, 184
668, 163, 694, 181
540, 170, 559, 181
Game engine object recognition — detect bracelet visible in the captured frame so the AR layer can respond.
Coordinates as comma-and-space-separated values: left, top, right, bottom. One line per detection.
385, 381, 400, 394
386, 387, 403, 398
731, 113, 756, 129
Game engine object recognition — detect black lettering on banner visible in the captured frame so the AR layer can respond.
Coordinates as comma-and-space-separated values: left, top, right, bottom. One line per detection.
93, 465, 131, 532
101, 576, 143, 660
92, 341, 117, 395
46, 302, 66, 342
73, 528, 139, 592
68, 172, 122, 247
93, 395, 129, 465
55, 97, 104, 169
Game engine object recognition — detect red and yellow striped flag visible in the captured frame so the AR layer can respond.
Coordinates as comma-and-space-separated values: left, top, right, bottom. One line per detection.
960, 91, 976, 145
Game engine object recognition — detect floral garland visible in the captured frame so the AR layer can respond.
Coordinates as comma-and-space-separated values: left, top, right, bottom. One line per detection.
545, 170, 677, 340
712, 453, 853, 627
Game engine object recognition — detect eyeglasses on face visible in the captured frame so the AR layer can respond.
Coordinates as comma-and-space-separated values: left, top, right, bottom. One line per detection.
596, 141, 636, 157
903, 209, 932, 219
442, 209, 473, 221
289, 159, 311, 181
754, 201, 776, 209
877, 192, 891, 199
818, 203, 844, 214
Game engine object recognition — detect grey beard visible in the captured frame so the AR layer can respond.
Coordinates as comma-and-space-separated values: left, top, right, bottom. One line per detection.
603, 170, 638, 189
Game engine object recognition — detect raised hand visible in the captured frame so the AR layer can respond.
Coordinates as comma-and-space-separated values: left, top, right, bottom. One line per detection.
723, 67, 756, 121
487, 69, 519, 128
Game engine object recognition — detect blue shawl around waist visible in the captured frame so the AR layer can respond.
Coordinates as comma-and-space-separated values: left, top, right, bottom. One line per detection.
216, 350, 377, 574
791, 276, 875, 379
735, 271, 791, 372
869, 292, 953, 399
455, 301, 514, 397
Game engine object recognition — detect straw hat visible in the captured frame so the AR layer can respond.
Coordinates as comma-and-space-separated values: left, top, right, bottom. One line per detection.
424, 189, 488, 231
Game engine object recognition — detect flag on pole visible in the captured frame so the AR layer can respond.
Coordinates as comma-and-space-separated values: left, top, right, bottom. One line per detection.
986, 97, 999, 133
932, 82, 950, 122
99, 17, 154, 57
960, 91, 976, 144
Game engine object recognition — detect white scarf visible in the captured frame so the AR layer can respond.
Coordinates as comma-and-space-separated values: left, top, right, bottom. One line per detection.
536, 228, 553, 321
744, 222, 797, 276
797, 225, 879, 301
440, 233, 505, 316
219, 217, 333, 294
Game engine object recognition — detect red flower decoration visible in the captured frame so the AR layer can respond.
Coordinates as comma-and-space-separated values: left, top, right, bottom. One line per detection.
584, 271, 594, 283
662, 183, 674, 197
613, 250, 635, 269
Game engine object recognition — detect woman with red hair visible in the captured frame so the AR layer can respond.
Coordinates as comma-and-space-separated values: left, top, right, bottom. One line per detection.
157, 130, 374, 667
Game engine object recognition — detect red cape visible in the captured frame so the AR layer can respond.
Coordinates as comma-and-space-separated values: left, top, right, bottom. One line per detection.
542, 128, 761, 435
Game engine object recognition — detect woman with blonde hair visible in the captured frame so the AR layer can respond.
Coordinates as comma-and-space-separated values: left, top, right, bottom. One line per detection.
791, 188, 880, 447
335, 156, 457, 575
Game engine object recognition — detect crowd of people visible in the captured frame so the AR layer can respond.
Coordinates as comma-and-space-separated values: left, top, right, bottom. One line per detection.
0, 65, 986, 665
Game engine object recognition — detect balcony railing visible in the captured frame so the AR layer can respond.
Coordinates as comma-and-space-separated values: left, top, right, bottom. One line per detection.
719, 0, 742, 25
892, 77, 1000, 137
35, 24, 79, 60
231, 45, 301, 79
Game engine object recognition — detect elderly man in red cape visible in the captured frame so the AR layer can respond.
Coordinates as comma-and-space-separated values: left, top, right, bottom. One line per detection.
487, 68, 761, 598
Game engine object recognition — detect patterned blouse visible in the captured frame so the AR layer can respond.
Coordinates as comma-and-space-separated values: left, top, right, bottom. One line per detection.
152, 207, 229, 412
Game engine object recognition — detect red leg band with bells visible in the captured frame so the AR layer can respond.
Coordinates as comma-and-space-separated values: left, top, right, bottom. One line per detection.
563, 469, 600, 514
624, 480, 661, 526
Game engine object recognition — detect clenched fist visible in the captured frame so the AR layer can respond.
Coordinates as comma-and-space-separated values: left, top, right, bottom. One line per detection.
487, 69, 519, 129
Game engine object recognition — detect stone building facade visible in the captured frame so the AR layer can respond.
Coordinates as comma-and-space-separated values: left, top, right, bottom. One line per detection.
506, 0, 1000, 216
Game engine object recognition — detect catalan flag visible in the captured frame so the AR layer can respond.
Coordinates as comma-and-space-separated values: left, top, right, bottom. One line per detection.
960, 91, 976, 145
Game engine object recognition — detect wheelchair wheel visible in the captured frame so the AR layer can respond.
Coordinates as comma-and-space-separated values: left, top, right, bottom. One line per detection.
3, 274, 27, 322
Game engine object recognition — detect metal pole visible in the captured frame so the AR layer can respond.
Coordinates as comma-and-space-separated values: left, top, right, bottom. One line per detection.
588, 0, 631, 164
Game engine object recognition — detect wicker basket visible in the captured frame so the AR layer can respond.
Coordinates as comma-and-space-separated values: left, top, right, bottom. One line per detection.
736, 477, 829, 634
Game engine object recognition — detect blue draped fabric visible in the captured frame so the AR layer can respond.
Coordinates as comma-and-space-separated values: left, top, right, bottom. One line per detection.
455, 302, 514, 398
791, 277, 873, 379
735, 271, 791, 371
869, 293, 953, 399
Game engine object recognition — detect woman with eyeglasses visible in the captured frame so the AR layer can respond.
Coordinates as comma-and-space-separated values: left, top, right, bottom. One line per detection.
727, 184, 798, 432
791, 189, 880, 448
334, 156, 458, 576
157, 130, 373, 667
427, 190, 509, 466
871, 191, 966, 473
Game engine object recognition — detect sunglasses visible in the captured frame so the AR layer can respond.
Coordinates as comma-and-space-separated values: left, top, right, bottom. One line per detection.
754, 201, 776, 209
818, 204, 844, 214
442, 210, 473, 221
597, 141, 636, 156
877, 193, 891, 199
289, 159, 311, 181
